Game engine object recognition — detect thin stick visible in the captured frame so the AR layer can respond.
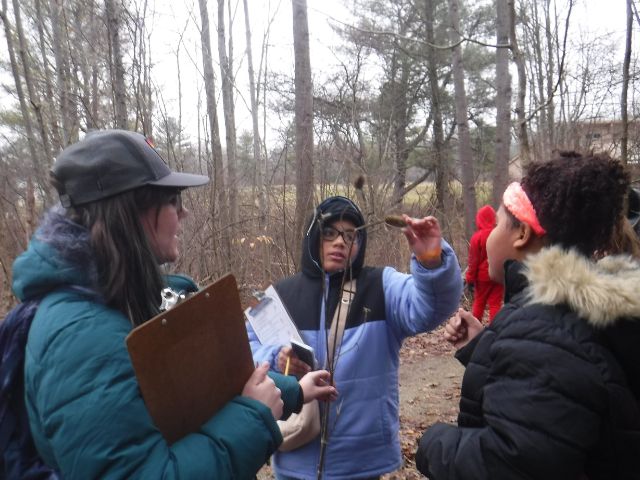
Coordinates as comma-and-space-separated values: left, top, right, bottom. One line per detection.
355, 214, 408, 232
317, 211, 356, 480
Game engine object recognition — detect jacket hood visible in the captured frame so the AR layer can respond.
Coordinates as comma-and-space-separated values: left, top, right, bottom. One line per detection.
475, 205, 496, 231
523, 246, 640, 327
12, 207, 98, 301
300, 196, 367, 279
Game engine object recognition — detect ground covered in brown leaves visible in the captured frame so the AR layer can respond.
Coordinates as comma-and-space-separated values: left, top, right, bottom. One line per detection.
383, 329, 463, 479
258, 327, 464, 479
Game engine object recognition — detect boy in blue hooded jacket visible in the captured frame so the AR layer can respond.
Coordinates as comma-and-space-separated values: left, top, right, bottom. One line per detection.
248, 196, 462, 479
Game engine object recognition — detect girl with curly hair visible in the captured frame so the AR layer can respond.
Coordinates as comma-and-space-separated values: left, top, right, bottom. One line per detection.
416, 151, 640, 480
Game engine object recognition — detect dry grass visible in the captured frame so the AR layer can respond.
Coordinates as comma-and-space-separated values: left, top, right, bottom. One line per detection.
0, 181, 473, 316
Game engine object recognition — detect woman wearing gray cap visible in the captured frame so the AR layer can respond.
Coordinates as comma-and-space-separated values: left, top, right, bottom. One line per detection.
4, 130, 336, 479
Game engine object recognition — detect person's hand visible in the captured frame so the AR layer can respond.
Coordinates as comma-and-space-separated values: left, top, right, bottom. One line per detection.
277, 346, 311, 378
242, 362, 284, 420
402, 215, 443, 268
444, 308, 484, 349
298, 370, 338, 403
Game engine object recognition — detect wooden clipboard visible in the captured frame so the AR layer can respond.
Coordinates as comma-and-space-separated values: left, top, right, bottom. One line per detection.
126, 273, 254, 444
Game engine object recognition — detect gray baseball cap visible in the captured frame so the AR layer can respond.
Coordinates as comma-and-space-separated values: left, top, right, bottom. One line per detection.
52, 129, 209, 207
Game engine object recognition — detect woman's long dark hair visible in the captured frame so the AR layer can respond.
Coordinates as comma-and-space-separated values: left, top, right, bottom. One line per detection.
52, 178, 179, 326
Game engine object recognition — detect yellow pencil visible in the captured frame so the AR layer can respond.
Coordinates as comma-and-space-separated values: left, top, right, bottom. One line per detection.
284, 355, 291, 376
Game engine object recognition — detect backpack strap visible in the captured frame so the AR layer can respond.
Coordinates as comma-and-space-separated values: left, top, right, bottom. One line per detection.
326, 279, 356, 371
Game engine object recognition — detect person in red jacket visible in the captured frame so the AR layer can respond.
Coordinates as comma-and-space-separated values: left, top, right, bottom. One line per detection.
465, 205, 504, 323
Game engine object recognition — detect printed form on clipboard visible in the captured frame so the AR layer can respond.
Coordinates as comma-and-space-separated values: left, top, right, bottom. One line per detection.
244, 285, 316, 368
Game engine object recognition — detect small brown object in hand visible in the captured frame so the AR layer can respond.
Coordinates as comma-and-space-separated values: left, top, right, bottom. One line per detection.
384, 215, 407, 228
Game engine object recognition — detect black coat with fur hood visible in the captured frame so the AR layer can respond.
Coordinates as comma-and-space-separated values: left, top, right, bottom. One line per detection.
416, 246, 640, 480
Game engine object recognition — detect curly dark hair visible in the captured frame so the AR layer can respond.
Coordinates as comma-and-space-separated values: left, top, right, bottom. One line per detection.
521, 151, 630, 256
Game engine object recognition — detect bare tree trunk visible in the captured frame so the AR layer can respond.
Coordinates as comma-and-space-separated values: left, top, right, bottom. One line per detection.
242, 0, 270, 281
1, 0, 39, 238
621, 0, 633, 165
544, 0, 555, 152
292, 0, 314, 262
91, 66, 100, 127
34, 0, 62, 150
510, 0, 530, 167
425, 0, 450, 235
493, 0, 512, 207
11, 0, 54, 202
51, 0, 78, 144
73, 5, 98, 131
530, 0, 548, 159
392, 62, 410, 207
520, 0, 572, 157
446, 0, 476, 240
262, 40, 269, 186
242, 0, 266, 224
217, 0, 238, 225
198, 0, 228, 244
176, 42, 184, 158
105, 0, 127, 128
129, 1, 153, 136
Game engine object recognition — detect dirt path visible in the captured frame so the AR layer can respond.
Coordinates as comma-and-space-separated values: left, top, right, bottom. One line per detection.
384, 331, 464, 479
258, 328, 464, 479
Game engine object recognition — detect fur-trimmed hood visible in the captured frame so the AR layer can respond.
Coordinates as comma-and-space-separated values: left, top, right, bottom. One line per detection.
523, 246, 640, 327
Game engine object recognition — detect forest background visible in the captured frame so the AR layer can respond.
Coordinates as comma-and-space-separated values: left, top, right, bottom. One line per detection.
1, 0, 638, 314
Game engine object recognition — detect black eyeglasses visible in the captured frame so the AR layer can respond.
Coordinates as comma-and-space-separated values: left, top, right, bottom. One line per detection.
168, 192, 183, 213
321, 226, 359, 243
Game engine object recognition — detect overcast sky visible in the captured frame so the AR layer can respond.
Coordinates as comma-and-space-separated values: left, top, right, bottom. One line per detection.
148, 0, 631, 142
145, 0, 352, 142
0, 0, 633, 145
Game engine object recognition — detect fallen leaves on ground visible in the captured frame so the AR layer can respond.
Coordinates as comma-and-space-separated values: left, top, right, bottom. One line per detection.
383, 327, 462, 479
399, 325, 457, 364
259, 325, 463, 479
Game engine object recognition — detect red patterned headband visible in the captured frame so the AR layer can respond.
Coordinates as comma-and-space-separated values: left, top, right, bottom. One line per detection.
503, 182, 546, 236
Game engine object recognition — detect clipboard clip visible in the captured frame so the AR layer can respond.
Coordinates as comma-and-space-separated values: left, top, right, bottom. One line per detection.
248, 291, 272, 316
160, 287, 189, 311
252, 289, 266, 302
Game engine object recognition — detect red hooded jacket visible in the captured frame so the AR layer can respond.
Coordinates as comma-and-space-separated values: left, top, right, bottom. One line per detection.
465, 205, 496, 284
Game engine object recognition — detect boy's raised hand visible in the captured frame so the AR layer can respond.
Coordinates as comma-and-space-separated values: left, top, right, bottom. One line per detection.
402, 215, 443, 268
402, 215, 442, 251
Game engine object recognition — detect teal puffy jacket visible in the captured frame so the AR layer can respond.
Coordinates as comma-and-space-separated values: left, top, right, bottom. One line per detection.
13, 211, 300, 479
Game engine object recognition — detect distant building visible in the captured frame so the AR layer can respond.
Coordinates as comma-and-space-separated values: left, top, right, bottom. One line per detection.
508, 120, 640, 180
574, 120, 640, 163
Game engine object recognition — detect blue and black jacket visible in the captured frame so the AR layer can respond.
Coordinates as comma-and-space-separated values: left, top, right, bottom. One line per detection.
248, 196, 463, 479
